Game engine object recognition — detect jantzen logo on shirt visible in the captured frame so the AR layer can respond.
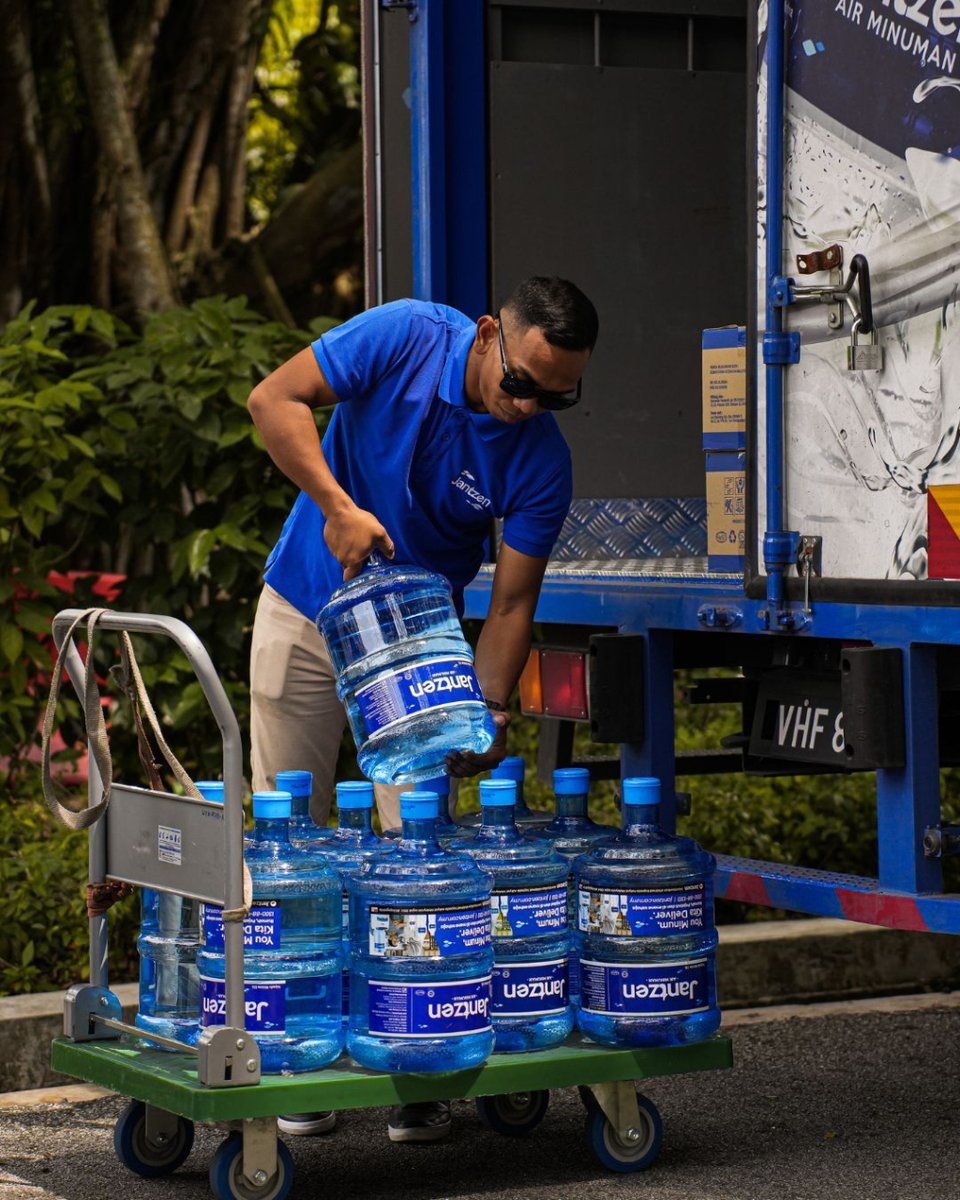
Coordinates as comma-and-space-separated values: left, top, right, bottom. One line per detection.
451, 469, 491, 512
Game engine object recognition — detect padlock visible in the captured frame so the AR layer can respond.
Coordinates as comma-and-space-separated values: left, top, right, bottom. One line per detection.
846, 321, 884, 371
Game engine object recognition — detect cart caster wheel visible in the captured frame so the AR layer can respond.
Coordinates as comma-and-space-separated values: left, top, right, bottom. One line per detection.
475, 1090, 550, 1136
209, 1132, 293, 1200
587, 1092, 662, 1173
113, 1100, 194, 1178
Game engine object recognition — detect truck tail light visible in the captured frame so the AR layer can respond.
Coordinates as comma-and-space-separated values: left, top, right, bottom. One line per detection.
519, 647, 589, 720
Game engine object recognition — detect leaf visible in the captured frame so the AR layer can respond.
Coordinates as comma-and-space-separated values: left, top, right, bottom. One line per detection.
72, 306, 92, 333
227, 380, 251, 407
186, 529, 218, 577
90, 310, 117, 343
21, 508, 45, 538
106, 409, 137, 431
178, 393, 203, 422
28, 487, 58, 515
35, 383, 82, 411
0, 623, 24, 663
20, 940, 34, 967
63, 433, 96, 459
13, 606, 53, 636
100, 427, 127, 455
100, 475, 123, 502
24, 339, 68, 361
218, 426, 250, 449
215, 524, 249, 551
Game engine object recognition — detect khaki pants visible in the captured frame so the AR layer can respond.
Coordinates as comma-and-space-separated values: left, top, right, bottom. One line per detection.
250, 584, 455, 830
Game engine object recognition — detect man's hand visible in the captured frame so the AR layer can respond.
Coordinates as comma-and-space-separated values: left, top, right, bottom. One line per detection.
324, 503, 395, 580
445, 710, 510, 778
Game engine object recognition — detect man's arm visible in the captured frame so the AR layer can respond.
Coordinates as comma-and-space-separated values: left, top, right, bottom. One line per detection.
248, 347, 394, 578
445, 543, 549, 778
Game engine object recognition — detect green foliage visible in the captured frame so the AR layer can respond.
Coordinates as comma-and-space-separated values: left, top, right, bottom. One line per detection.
0, 297, 320, 994
0, 791, 138, 994
248, 0, 362, 223
0, 296, 313, 786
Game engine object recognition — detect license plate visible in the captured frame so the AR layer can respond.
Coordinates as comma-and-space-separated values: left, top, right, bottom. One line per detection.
748, 670, 846, 767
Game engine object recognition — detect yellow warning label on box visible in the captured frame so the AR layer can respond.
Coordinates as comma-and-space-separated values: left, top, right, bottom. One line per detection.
702, 327, 746, 449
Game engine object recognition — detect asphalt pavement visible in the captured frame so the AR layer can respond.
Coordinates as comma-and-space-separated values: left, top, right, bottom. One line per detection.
0, 993, 958, 1200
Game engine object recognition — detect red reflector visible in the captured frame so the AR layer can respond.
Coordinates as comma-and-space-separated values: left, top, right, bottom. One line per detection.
539, 650, 589, 720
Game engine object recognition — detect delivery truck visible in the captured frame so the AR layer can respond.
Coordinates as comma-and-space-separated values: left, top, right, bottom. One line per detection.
363, 0, 960, 931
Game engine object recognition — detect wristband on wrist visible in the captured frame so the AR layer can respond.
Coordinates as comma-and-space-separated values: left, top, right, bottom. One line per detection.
485, 699, 508, 713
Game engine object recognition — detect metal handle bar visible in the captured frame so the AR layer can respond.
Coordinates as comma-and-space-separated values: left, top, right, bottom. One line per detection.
51, 608, 248, 1033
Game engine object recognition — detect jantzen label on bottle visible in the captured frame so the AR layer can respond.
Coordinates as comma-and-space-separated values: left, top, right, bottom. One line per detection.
579, 958, 710, 1018
577, 882, 706, 937
199, 901, 281, 950
368, 901, 490, 957
355, 656, 484, 737
367, 976, 492, 1038
200, 977, 286, 1033
491, 883, 566, 937
492, 958, 568, 1017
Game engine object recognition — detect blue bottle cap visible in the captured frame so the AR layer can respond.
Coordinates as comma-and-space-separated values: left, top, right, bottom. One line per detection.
553, 767, 590, 794
336, 780, 374, 809
400, 791, 439, 820
195, 780, 224, 804
420, 774, 450, 796
479, 778, 517, 806
622, 777, 661, 804
490, 757, 525, 783
275, 770, 312, 797
253, 790, 293, 819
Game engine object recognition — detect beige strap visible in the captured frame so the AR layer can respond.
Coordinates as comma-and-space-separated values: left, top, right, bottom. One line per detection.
112, 632, 202, 799
41, 608, 252, 917
41, 608, 114, 830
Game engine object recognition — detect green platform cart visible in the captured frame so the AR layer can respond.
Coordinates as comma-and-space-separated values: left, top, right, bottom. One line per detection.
48, 607, 732, 1200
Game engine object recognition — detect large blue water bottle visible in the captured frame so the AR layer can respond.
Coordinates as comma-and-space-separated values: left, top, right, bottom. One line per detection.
322, 780, 393, 1018
575, 777, 720, 1048
276, 768, 333, 846
135, 779, 223, 1046
316, 554, 495, 784
197, 791, 343, 1072
530, 767, 616, 1003
459, 779, 573, 1051
458, 757, 548, 828
381, 774, 463, 842
532, 768, 617, 856
346, 791, 494, 1073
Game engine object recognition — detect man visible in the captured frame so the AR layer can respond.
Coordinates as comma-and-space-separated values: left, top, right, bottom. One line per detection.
248, 275, 598, 1143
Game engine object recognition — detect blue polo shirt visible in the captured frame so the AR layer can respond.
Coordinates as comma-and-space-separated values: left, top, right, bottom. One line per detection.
263, 300, 572, 620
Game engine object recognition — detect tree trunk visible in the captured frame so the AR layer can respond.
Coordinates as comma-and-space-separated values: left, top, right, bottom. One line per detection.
121, 0, 173, 114
2, 1, 51, 232
0, 1, 364, 328
221, 0, 271, 239
67, 0, 175, 314
0, 0, 51, 315
207, 139, 363, 325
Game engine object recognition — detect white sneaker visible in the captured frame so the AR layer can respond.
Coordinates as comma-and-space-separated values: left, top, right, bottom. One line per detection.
277, 1111, 337, 1136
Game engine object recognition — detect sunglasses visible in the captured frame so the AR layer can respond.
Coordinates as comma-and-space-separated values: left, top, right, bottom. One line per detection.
496, 314, 582, 411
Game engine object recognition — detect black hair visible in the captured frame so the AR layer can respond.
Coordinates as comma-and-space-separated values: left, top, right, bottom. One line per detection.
501, 276, 599, 352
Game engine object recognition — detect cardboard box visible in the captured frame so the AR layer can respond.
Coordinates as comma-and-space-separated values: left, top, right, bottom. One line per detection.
702, 326, 746, 449
706, 451, 745, 571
